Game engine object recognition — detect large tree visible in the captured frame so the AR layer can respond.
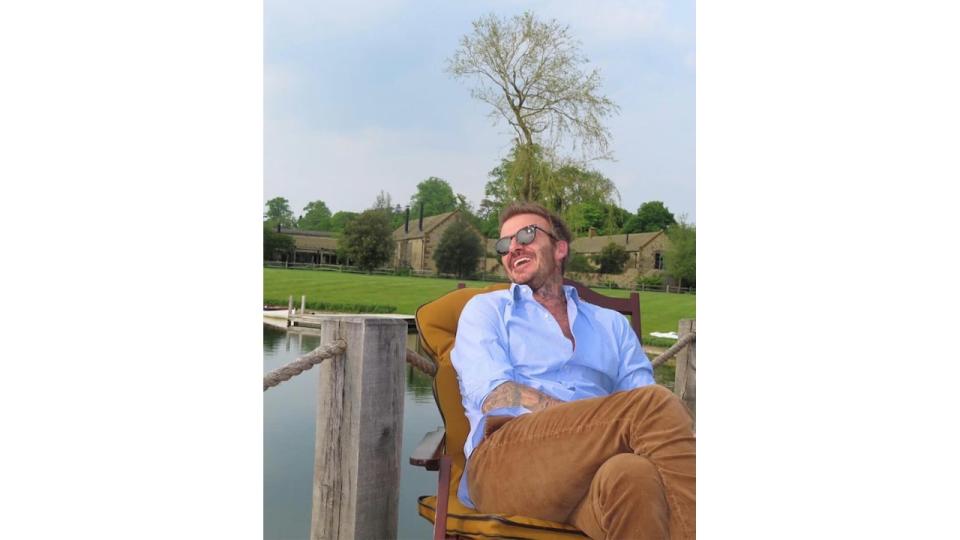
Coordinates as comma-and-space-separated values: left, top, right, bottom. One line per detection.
448, 11, 619, 198
409, 177, 458, 217
623, 201, 677, 233
338, 209, 395, 272
298, 200, 332, 231
481, 148, 621, 235
264, 197, 295, 228
664, 220, 696, 288
263, 225, 294, 261
329, 211, 359, 233
433, 219, 485, 278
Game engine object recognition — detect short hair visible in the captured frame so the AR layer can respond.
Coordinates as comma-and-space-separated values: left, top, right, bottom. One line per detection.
498, 201, 573, 273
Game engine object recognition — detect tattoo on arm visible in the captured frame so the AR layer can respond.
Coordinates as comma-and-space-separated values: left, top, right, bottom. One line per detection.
482, 381, 564, 414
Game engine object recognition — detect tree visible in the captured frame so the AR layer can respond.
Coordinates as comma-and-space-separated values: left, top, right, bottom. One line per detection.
373, 190, 393, 211
433, 219, 485, 278
550, 164, 620, 216
298, 200, 332, 231
263, 225, 294, 261
564, 201, 630, 236
264, 197, 295, 228
448, 11, 619, 198
390, 204, 405, 231
592, 242, 630, 275
482, 148, 621, 233
664, 220, 696, 287
565, 201, 608, 236
622, 201, 677, 233
477, 163, 512, 237
409, 177, 457, 218
338, 209, 395, 272
329, 211, 359, 233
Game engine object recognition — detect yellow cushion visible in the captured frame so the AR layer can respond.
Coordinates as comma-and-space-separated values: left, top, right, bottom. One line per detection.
415, 283, 586, 539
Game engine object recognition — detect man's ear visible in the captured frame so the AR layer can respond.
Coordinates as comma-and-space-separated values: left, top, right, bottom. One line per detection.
555, 239, 569, 262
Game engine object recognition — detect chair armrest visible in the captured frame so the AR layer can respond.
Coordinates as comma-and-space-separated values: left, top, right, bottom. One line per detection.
410, 427, 445, 471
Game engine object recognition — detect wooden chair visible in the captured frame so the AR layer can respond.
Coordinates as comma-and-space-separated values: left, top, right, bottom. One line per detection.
409, 279, 643, 540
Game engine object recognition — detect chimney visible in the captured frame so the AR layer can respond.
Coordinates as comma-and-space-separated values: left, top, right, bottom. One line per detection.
404, 207, 409, 233
418, 203, 424, 231
588, 227, 596, 238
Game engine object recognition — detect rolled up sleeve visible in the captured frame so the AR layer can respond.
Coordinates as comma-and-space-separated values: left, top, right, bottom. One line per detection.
614, 316, 655, 392
451, 296, 514, 413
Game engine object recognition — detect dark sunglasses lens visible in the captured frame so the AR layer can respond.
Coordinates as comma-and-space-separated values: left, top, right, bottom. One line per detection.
517, 226, 536, 245
496, 226, 539, 255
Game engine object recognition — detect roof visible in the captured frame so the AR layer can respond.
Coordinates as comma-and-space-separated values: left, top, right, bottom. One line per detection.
392, 210, 459, 240
279, 228, 339, 251
278, 228, 334, 237
570, 231, 663, 254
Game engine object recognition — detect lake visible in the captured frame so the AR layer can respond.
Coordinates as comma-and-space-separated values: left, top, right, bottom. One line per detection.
264, 324, 441, 540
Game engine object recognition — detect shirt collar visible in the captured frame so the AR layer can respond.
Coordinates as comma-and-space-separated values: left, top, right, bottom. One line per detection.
508, 282, 581, 306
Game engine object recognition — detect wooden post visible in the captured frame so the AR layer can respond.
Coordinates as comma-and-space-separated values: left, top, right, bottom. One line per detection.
312, 316, 406, 540
301, 295, 306, 315
673, 319, 696, 428
287, 295, 294, 326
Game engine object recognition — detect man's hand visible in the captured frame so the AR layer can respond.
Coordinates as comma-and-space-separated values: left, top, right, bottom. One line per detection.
482, 381, 565, 414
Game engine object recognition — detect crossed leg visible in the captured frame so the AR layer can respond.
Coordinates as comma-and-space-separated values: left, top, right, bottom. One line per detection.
467, 384, 695, 539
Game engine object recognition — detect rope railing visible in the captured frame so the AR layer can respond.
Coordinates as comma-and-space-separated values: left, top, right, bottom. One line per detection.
264, 334, 682, 387
263, 339, 347, 391
406, 349, 437, 377
651, 332, 696, 368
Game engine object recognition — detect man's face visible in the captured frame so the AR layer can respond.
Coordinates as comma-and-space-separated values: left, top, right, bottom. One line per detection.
499, 213, 567, 287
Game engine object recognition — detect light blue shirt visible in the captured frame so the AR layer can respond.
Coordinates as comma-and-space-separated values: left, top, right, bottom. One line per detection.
450, 283, 655, 507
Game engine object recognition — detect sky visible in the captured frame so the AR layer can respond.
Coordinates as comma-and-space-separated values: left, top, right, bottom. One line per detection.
264, 0, 695, 224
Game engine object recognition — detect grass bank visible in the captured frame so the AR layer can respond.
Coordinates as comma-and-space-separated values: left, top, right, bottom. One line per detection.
263, 268, 695, 347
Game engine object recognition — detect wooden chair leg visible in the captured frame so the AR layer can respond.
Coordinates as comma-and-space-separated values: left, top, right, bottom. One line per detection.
433, 455, 452, 540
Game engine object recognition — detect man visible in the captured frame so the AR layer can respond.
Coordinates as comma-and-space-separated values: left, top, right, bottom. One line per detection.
451, 202, 696, 539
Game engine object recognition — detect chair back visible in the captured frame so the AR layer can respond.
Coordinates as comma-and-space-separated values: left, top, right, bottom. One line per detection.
415, 282, 510, 491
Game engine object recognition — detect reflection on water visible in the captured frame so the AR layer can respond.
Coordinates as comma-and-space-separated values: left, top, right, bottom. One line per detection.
264, 325, 441, 540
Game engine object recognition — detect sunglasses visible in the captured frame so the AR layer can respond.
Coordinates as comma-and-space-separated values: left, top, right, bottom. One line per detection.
495, 225, 558, 255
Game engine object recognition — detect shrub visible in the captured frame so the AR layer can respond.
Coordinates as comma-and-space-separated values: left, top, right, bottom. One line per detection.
592, 242, 629, 274
263, 298, 396, 314
566, 250, 595, 273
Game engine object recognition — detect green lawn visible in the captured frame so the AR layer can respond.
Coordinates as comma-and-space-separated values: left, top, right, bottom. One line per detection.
263, 268, 695, 346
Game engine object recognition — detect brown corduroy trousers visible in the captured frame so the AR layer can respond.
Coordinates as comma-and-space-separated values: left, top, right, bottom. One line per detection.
468, 384, 696, 540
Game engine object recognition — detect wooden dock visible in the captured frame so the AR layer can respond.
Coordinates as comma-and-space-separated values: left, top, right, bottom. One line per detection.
291, 311, 417, 333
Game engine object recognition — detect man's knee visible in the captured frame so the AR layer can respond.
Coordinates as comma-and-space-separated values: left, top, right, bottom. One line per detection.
596, 453, 664, 495
590, 454, 669, 532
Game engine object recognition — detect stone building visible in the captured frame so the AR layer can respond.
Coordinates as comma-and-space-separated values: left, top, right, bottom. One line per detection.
570, 229, 671, 275
277, 228, 345, 264
393, 210, 486, 273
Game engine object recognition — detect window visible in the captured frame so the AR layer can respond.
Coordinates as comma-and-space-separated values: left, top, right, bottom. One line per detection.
654, 251, 664, 270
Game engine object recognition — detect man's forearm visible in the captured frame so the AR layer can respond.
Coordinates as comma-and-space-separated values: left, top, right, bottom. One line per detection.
482, 381, 565, 414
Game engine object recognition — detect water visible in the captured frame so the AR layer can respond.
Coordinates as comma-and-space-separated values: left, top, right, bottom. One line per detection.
264, 325, 442, 540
